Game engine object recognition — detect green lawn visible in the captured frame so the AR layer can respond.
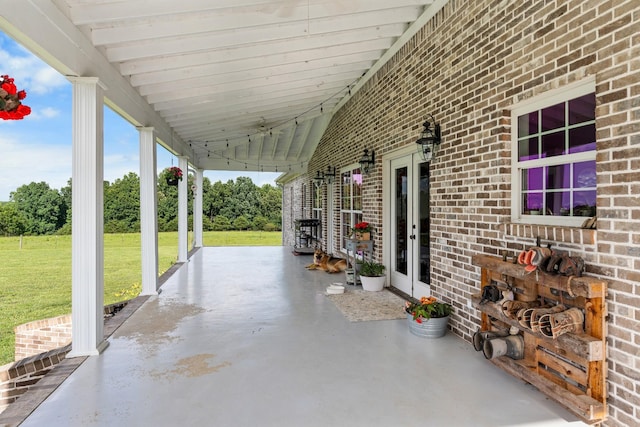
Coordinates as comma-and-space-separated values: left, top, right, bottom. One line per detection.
0, 231, 281, 365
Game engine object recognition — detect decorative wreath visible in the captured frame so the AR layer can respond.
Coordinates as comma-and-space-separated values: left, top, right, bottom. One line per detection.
0, 75, 31, 120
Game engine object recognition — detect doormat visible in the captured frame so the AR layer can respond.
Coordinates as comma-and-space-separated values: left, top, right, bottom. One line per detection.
327, 289, 407, 322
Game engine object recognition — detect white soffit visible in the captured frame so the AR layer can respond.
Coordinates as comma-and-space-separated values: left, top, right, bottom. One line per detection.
7, 0, 444, 172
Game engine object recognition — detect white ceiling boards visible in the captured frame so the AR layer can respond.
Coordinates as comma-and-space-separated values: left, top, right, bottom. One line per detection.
6, 0, 441, 173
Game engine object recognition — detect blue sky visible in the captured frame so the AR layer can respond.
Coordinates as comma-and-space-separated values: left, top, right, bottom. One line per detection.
0, 32, 281, 201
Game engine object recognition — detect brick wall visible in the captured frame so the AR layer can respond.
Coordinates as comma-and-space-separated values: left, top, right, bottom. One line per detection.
0, 345, 70, 414
281, 178, 310, 247
283, 1, 640, 424
13, 315, 72, 361
0, 299, 141, 418
12, 302, 127, 361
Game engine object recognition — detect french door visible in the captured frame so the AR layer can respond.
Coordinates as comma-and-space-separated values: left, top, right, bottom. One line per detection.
389, 153, 431, 298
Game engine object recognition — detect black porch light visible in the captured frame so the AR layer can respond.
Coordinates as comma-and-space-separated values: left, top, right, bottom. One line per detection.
324, 165, 336, 184
415, 114, 441, 161
313, 170, 325, 185
359, 149, 375, 175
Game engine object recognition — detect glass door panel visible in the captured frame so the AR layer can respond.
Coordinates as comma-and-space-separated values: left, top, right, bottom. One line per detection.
390, 157, 412, 295
418, 162, 430, 284
395, 166, 408, 275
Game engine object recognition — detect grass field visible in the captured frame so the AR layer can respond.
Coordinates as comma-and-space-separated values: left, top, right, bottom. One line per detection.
0, 231, 281, 365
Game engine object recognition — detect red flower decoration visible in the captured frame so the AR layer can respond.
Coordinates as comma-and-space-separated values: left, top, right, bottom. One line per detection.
168, 166, 183, 180
0, 74, 31, 120
354, 222, 371, 232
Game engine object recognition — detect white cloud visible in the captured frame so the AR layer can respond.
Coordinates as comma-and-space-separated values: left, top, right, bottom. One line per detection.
204, 170, 281, 187
0, 37, 69, 95
104, 153, 140, 184
0, 136, 71, 200
28, 67, 68, 95
27, 106, 61, 120
0, 138, 146, 200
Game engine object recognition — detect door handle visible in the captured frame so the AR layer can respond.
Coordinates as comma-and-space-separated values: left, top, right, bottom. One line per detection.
409, 234, 416, 240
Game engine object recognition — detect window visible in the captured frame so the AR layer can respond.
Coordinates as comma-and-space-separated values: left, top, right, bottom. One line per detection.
340, 165, 363, 250
301, 183, 308, 219
312, 181, 322, 240
512, 81, 596, 227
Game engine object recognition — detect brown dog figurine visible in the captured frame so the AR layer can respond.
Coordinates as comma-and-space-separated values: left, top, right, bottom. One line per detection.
306, 249, 348, 273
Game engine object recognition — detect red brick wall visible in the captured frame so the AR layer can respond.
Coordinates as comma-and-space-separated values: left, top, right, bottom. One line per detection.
0, 345, 70, 414
13, 315, 72, 361
283, 1, 640, 424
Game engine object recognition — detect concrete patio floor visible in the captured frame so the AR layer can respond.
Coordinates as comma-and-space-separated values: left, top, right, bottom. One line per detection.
16, 247, 586, 426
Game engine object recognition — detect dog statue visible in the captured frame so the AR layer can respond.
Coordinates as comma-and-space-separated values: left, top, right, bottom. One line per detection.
306, 249, 348, 273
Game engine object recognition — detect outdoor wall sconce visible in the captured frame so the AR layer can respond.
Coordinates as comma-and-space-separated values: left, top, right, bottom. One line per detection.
313, 165, 336, 185
313, 170, 325, 185
324, 165, 336, 184
359, 149, 375, 175
415, 114, 441, 162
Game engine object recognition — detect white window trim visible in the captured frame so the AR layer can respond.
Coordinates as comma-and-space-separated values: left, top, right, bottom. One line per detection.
339, 163, 363, 253
312, 180, 322, 240
510, 78, 596, 227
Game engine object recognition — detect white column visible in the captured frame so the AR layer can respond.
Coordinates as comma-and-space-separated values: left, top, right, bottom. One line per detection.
68, 77, 108, 357
178, 156, 189, 262
193, 168, 204, 248
139, 127, 158, 295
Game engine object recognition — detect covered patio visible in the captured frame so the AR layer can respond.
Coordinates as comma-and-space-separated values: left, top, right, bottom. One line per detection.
3, 1, 640, 425
6, 247, 585, 426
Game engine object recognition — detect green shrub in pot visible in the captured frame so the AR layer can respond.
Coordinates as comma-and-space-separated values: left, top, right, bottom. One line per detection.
359, 260, 386, 277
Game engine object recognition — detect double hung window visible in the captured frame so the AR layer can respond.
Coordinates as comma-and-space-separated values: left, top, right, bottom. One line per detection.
340, 165, 363, 250
512, 81, 596, 227
312, 180, 322, 239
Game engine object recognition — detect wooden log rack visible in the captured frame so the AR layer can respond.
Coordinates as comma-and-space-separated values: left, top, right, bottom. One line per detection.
472, 254, 607, 424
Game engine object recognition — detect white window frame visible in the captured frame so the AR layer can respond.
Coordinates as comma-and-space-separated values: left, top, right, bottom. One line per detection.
311, 180, 322, 240
339, 163, 363, 252
511, 79, 596, 227
301, 183, 309, 219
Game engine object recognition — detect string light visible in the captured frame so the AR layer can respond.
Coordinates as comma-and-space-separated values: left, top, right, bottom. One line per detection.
183, 74, 362, 172
186, 75, 359, 150
201, 150, 312, 172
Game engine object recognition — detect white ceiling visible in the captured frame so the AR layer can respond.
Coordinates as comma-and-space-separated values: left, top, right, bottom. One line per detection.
17, 0, 442, 173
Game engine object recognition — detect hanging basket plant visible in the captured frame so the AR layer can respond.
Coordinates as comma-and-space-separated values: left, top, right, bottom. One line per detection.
165, 166, 183, 186
0, 75, 31, 120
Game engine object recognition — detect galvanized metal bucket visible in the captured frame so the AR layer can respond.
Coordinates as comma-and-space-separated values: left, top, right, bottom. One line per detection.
406, 313, 449, 338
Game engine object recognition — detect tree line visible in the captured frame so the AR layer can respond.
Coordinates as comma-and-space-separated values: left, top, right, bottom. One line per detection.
0, 170, 282, 236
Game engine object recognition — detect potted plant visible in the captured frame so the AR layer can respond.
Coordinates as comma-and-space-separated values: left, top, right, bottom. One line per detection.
164, 166, 183, 186
359, 260, 386, 291
351, 221, 372, 240
404, 296, 452, 338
